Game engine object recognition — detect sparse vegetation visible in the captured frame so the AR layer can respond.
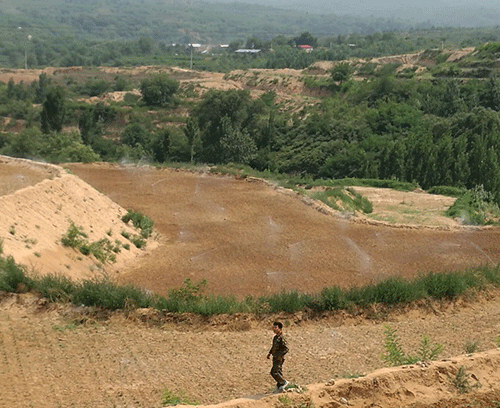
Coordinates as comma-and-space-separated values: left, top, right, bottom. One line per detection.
449, 366, 479, 394
61, 223, 120, 263
381, 325, 443, 366
464, 340, 480, 354
161, 388, 198, 406
122, 210, 154, 238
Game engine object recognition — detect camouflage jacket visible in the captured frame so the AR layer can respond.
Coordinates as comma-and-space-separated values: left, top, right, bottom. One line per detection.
269, 334, 288, 358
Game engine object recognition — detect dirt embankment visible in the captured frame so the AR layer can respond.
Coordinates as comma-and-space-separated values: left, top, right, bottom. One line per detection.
0, 156, 157, 280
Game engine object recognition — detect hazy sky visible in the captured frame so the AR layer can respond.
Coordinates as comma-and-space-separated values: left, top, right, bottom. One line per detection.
204, 0, 500, 26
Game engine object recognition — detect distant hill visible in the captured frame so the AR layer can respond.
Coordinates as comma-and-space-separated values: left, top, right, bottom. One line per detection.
203, 0, 500, 28
0, 0, 417, 44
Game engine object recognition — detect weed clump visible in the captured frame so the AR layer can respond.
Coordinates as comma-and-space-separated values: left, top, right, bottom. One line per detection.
122, 210, 154, 238
381, 325, 442, 366
61, 223, 119, 263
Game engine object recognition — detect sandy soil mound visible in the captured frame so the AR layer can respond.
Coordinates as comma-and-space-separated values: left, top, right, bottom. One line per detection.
0, 156, 156, 280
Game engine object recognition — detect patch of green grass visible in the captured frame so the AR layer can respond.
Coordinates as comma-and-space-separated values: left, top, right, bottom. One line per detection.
161, 388, 198, 406
309, 187, 372, 214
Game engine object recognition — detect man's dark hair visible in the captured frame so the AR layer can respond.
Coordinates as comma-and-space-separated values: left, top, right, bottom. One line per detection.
273, 321, 283, 329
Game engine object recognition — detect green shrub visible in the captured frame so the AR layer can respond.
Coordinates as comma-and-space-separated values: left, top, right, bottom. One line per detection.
34, 274, 75, 302
428, 185, 467, 197
450, 366, 478, 394
266, 291, 314, 313
417, 271, 471, 299
72, 278, 151, 310
122, 210, 154, 238
0, 256, 32, 292
446, 185, 500, 225
61, 223, 87, 248
317, 286, 348, 310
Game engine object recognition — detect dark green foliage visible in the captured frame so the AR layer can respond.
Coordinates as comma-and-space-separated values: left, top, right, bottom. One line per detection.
331, 62, 354, 83
33, 274, 75, 302
72, 278, 152, 310
0, 256, 32, 292
140, 74, 179, 107
121, 123, 150, 148
41, 87, 66, 134
428, 186, 467, 197
121, 211, 154, 238
192, 89, 264, 164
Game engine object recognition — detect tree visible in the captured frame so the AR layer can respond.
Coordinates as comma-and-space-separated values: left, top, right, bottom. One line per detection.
293, 32, 317, 48
219, 117, 257, 164
140, 74, 179, 107
121, 123, 149, 148
183, 117, 201, 163
41, 87, 65, 134
192, 89, 256, 163
150, 128, 171, 163
330, 62, 353, 84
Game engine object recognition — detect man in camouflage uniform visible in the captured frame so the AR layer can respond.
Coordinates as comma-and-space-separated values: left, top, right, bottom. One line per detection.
267, 321, 289, 392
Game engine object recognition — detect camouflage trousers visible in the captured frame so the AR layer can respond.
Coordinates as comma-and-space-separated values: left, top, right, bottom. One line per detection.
270, 356, 286, 386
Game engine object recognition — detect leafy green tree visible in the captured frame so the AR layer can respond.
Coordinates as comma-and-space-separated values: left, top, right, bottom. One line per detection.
150, 128, 171, 163
34, 73, 51, 104
41, 87, 65, 134
219, 117, 257, 164
140, 74, 179, 107
121, 123, 150, 148
331, 62, 353, 84
183, 117, 201, 163
39, 131, 100, 163
192, 89, 258, 163
293, 32, 317, 48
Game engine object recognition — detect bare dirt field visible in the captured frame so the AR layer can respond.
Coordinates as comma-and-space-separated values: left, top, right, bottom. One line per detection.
66, 163, 500, 298
2, 158, 500, 408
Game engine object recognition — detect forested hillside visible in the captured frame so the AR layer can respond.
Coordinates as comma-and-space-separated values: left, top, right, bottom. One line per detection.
1, 41, 500, 223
